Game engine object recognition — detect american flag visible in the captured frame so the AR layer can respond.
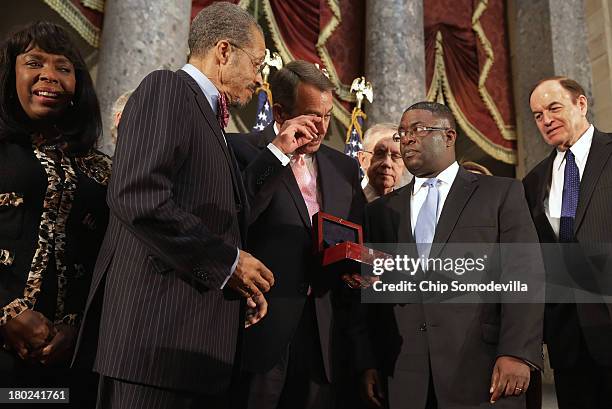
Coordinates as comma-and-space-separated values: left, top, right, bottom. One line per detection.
344, 108, 367, 177
252, 86, 273, 132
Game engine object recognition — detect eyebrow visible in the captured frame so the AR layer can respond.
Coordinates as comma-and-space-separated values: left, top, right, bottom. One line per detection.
23, 52, 72, 65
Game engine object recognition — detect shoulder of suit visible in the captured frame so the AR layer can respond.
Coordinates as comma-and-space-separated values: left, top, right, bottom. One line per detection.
595, 127, 612, 141
522, 154, 552, 185
366, 183, 410, 211
227, 131, 262, 148
318, 144, 357, 165
469, 172, 518, 187
139, 70, 190, 95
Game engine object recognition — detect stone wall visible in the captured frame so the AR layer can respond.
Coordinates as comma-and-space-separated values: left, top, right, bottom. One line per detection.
585, 0, 612, 132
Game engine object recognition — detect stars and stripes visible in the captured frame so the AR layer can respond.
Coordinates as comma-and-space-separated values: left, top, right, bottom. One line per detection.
344, 107, 367, 178
252, 86, 273, 132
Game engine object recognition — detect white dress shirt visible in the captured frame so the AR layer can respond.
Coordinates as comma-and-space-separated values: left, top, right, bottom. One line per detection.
544, 125, 594, 238
410, 161, 460, 235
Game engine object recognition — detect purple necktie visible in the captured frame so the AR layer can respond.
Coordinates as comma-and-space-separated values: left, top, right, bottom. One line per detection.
559, 150, 579, 242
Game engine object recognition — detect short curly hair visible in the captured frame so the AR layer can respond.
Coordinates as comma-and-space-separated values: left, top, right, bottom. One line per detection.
188, 2, 262, 58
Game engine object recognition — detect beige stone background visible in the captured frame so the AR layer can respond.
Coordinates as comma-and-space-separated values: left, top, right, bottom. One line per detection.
586, 0, 612, 132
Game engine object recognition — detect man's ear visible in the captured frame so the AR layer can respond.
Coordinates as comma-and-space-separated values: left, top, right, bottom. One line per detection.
577, 94, 588, 117
113, 111, 122, 128
356, 150, 369, 170
445, 129, 457, 147
214, 40, 231, 66
272, 103, 286, 125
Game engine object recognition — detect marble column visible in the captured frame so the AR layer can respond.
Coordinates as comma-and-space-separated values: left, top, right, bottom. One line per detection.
509, 0, 593, 177
95, 0, 192, 155
365, 0, 425, 126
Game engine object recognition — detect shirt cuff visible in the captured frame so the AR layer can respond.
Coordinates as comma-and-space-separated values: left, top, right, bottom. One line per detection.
220, 248, 241, 289
267, 143, 290, 166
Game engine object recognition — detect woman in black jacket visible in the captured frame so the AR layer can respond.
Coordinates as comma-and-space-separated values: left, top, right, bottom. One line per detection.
0, 21, 110, 399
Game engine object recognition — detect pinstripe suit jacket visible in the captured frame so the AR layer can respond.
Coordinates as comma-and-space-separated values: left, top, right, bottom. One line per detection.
523, 128, 612, 369
73, 70, 247, 394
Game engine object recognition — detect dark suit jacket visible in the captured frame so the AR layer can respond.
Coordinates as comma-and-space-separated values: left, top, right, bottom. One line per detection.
228, 125, 366, 382
522, 128, 612, 369
73, 70, 248, 395
355, 167, 544, 409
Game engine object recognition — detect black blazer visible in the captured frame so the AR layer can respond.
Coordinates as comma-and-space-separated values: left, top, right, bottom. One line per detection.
228, 125, 366, 381
74, 70, 248, 395
354, 167, 544, 409
0, 142, 110, 351
522, 128, 612, 369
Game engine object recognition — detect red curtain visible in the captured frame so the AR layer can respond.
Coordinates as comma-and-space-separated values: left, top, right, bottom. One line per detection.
51, 0, 365, 127
264, 0, 365, 127
191, 0, 241, 20
425, 0, 517, 164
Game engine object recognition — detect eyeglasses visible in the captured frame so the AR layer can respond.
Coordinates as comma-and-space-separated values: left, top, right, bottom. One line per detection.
362, 149, 403, 162
392, 126, 449, 142
228, 42, 265, 74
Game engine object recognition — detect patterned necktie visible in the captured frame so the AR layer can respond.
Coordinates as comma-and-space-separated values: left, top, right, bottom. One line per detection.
559, 149, 580, 242
414, 178, 440, 259
291, 154, 320, 220
217, 92, 229, 129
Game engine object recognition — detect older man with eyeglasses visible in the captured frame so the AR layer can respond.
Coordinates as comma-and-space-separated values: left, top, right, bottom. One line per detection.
358, 123, 410, 202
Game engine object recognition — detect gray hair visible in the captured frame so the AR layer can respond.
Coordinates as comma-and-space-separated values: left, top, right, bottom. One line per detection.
362, 122, 397, 151
189, 2, 262, 57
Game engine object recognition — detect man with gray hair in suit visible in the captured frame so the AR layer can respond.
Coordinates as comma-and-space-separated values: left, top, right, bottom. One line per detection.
358, 123, 410, 202
73, 3, 319, 408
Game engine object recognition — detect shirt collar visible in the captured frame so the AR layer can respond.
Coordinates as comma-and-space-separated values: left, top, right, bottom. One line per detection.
181, 64, 220, 114
555, 124, 594, 170
413, 161, 459, 196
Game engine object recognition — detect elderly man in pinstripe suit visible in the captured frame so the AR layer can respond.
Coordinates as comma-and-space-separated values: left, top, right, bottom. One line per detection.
70, 3, 324, 409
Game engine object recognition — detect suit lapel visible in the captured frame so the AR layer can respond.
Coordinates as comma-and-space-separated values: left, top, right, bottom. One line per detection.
255, 124, 312, 228
316, 148, 336, 213
429, 167, 478, 259
176, 70, 231, 164
394, 181, 415, 245
280, 166, 312, 228
535, 151, 557, 242
575, 129, 612, 232
176, 70, 243, 208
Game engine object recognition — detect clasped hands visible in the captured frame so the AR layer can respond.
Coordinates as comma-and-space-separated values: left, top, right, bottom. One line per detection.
0, 309, 76, 365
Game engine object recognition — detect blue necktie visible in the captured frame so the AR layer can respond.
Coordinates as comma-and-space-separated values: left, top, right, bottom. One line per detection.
415, 178, 440, 259
559, 150, 580, 242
